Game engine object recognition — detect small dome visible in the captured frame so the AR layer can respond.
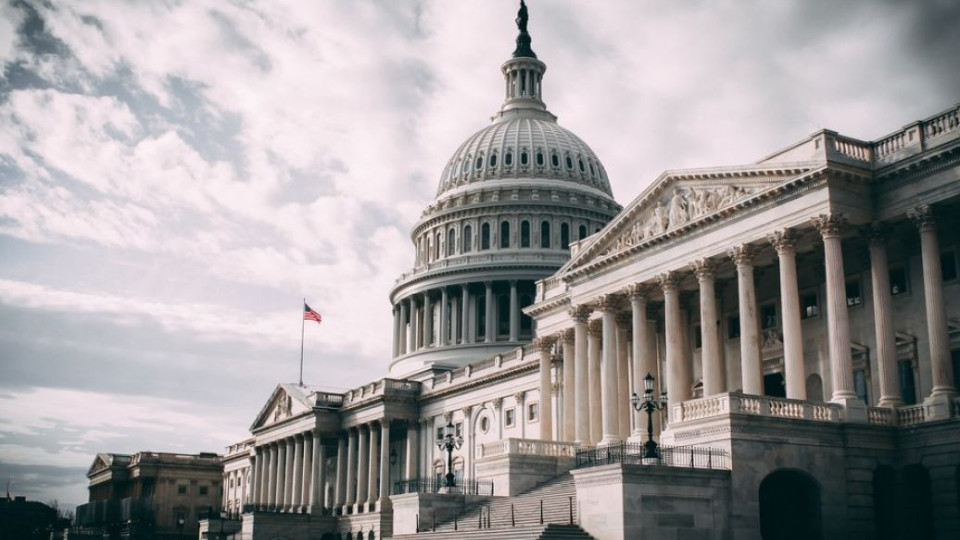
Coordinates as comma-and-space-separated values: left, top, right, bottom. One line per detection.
436, 115, 613, 199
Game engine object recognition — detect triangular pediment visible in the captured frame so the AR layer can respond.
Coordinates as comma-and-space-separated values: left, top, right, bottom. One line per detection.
250, 384, 315, 431
87, 452, 129, 477
562, 164, 817, 274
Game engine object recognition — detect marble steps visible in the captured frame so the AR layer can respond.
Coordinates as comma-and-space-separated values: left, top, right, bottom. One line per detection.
392, 523, 595, 540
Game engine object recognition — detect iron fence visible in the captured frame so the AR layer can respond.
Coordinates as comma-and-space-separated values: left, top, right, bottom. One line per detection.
394, 476, 495, 496
574, 443, 729, 470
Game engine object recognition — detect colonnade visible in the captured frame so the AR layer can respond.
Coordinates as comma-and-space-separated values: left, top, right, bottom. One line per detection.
540, 210, 957, 445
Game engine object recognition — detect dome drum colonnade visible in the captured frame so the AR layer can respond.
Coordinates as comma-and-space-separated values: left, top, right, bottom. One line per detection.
530, 204, 958, 445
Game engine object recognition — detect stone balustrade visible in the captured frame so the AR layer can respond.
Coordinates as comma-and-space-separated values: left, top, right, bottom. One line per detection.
395, 251, 571, 284
866, 407, 896, 426
476, 438, 579, 459
673, 392, 842, 423
896, 404, 926, 426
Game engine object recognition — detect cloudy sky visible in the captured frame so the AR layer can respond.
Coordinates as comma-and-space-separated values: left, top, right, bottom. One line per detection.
1, 0, 958, 508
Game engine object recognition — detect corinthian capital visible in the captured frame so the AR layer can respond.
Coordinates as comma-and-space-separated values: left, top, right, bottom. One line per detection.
907, 205, 935, 232
588, 318, 603, 336
627, 283, 650, 303
860, 222, 888, 246
768, 229, 797, 254
811, 213, 847, 238
658, 271, 681, 292
533, 335, 556, 352
562, 327, 575, 344
690, 258, 718, 280
595, 294, 622, 312
568, 305, 593, 323
727, 244, 756, 267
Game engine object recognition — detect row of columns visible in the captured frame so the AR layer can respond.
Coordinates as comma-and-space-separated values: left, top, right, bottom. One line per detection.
249, 430, 324, 513
392, 281, 524, 357
333, 421, 392, 514
537, 209, 956, 444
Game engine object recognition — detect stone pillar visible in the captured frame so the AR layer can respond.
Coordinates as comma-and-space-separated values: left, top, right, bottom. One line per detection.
256, 447, 267, 507
509, 280, 520, 341
570, 306, 592, 444
275, 440, 287, 509
405, 422, 419, 479
368, 423, 380, 508
729, 245, 762, 396
909, 206, 957, 417
598, 295, 621, 446
813, 214, 864, 419
301, 434, 313, 511
484, 281, 495, 342
534, 336, 556, 440
284, 439, 295, 510
864, 225, 902, 407
392, 305, 400, 358
423, 292, 433, 348
588, 319, 603, 444
291, 435, 304, 510
770, 231, 806, 400
451, 295, 460, 344
268, 444, 279, 508
628, 286, 649, 440
407, 297, 416, 353
379, 421, 391, 508
345, 429, 358, 507
561, 328, 576, 442
692, 260, 723, 396
398, 302, 408, 356
616, 313, 631, 440
660, 272, 689, 422
440, 288, 450, 346
308, 431, 321, 513
461, 285, 471, 344
335, 435, 347, 511
356, 426, 369, 511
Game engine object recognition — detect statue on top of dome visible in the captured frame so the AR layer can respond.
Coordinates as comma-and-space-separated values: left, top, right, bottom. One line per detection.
513, 1, 537, 59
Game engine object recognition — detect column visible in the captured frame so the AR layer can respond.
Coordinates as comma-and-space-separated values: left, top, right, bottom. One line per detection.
909, 206, 957, 414
407, 297, 416, 353
616, 313, 631, 440
356, 426, 369, 510
461, 285, 471, 344
267, 444, 277, 508
588, 319, 603, 444
693, 260, 724, 396
392, 306, 400, 357
291, 435, 304, 510
368, 423, 380, 508
534, 336, 556, 440
561, 328, 576, 442
301, 434, 313, 512
248, 449, 258, 507
660, 271, 690, 422
484, 281, 495, 342
379, 421, 391, 508
729, 245, 762, 395
598, 295, 620, 446
451, 295, 460, 344
308, 431, 322, 513
257, 447, 268, 508
440, 288, 450, 346
405, 422, 419, 479
335, 435, 347, 511
628, 286, 649, 440
398, 302, 408, 356
813, 214, 863, 415
423, 292, 433, 348
570, 306, 592, 444
275, 440, 287, 509
865, 225, 902, 407
769, 231, 806, 399
284, 439, 295, 509
345, 429, 358, 508
509, 280, 520, 341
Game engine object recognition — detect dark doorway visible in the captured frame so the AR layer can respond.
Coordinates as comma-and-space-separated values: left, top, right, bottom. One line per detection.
873, 466, 898, 540
763, 372, 786, 398
901, 464, 934, 540
759, 469, 822, 540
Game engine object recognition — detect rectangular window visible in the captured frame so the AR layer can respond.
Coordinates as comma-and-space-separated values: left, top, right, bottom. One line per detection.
727, 314, 740, 339
853, 369, 869, 405
454, 422, 463, 438
199, 486, 208, 496
845, 278, 862, 307
942, 250, 958, 282
504, 408, 516, 427
898, 360, 917, 405
693, 325, 702, 349
527, 402, 539, 422
436, 427, 444, 440
761, 304, 778, 330
801, 293, 819, 319
177, 485, 187, 495
889, 266, 908, 295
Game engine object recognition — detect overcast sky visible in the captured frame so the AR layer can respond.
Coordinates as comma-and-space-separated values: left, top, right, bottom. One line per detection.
1, 0, 958, 508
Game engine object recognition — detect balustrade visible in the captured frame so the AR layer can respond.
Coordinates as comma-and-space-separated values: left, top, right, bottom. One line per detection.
476, 438, 579, 459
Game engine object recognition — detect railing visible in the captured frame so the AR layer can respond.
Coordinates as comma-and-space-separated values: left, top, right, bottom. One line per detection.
394, 477, 494, 496
867, 407, 897, 426
829, 134, 873, 162
897, 404, 926, 426
395, 252, 570, 284
674, 392, 841, 423
314, 391, 344, 408
573, 443, 730, 470
477, 438, 579, 459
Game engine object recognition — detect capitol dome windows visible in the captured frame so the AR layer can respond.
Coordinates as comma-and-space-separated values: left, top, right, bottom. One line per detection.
447, 228, 456, 257
578, 224, 587, 240
504, 151, 513, 167
565, 155, 574, 170
521, 151, 529, 166
463, 225, 473, 253
475, 155, 483, 170
500, 221, 511, 248
536, 151, 544, 167
489, 153, 498, 168
520, 220, 531, 247
541, 221, 551, 248
578, 158, 585, 173
551, 152, 560, 168
481, 223, 491, 250
561, 223, 570, 249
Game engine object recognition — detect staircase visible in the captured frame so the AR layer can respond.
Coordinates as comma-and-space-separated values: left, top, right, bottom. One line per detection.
391, 523, 594, 540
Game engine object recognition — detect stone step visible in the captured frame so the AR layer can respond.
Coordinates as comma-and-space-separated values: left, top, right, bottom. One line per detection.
392, 523, 595, 540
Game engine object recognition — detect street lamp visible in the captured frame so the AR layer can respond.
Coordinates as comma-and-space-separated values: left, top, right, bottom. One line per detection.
176, 515, 185, 540
435, 421, 463, 489
630, 373, 668, 459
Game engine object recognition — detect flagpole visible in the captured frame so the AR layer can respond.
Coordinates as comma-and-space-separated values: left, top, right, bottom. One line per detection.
299, 298, 305, 386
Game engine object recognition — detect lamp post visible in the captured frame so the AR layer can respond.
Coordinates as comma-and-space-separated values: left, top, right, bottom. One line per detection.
435, 421, 462, 489
176, 515, 185, 540
630, 373, 668, 459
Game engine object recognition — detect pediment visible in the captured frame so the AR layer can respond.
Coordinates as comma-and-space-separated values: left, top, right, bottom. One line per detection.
87, 454, 112, 476
563, 165, 815, 274
250, 384, 314, 431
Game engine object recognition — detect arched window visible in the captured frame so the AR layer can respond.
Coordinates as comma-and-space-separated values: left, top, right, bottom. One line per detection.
427, 235, 434, 262
520, 221, 531, 247
521, 151, 529, 166
475, 156, 483, 170
536, 151, 544, 166
505, 152, 513, 166
463, 225, 473, 253
481, 223, 491, 250
500, 221, 510, 248
489, 153, 498, 168
540, 221, 551, 248
551, 153, 560, 168
447, 228, 456, 257
578, 158, 585, 172
435, 231, 441, 260
578, 224, 587, 240
589, 161, 595, 176
561, 223, 570, 249
565, 155, 574, 169
462, 158, 470, 174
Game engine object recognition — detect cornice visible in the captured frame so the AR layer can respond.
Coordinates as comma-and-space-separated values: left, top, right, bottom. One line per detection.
523, 293, 571, 317
418, 357, 538, 404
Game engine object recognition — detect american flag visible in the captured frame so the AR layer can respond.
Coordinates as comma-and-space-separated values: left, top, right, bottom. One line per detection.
303, 303, 322, 324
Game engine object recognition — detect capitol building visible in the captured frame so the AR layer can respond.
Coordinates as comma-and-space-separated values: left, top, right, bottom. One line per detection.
81, 4, 959, 540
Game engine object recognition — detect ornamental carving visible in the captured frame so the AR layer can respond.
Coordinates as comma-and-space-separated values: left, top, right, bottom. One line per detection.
691, 258, 718, 280
658, 271, 681, 292
562, 327, 575, 344
595, 293, 622, 312
811, 213, 847, 238
588, 318, 603, 336
907, 205, 935, 232
533, 336, 556, 352
615, 312, 632, 329
860, 222, 888, 246
627, 283, 650, 303
568, 304, 593, 323
728, 244, 756, 267
768, 229, 797, 254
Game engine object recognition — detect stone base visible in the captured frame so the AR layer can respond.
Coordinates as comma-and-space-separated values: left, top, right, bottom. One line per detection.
831, 396, 868, 422
475, 452, 573, 496
391, 492, 494, 536
923, 392, 957, 421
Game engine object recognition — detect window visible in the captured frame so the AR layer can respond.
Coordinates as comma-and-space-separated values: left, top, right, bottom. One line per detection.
889, 266, 908, 295
199, 486, 209, 496
527, 402, 539, 422
447, 228, 456, 256
500, 221, 510, 248
761, 304, 778, 330
489, 153, 498, 168
475, 156, 483, 170
801, 293, 819, 319
565, 155, 573, 169
693, 325, 702, 349
727, 314, 740, 339
589, 162, 595, 176
454, 422, 463, 438
536, 151, 544, 166
436, 426, 444, 440
505, 152, 513, 166
480, 223, 490, 250
953, 349, 960, 390
845, 278, 863, 307
520, 220, 531, 247
551, 153, 560, 168
540, 221, 551, 248
479, 416, 490, 433
435, 231, 441, 260
521, 151, 528, 166
942, 250, 958, 282
898, 360, 917, 405
178, 485, 187, 495
505, 408, 516, 427
463, 225, 472, 253
578, 224, 587, 240
578, 158, 585, 172
560, 223, 570, 249
854, 369, 869, 405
